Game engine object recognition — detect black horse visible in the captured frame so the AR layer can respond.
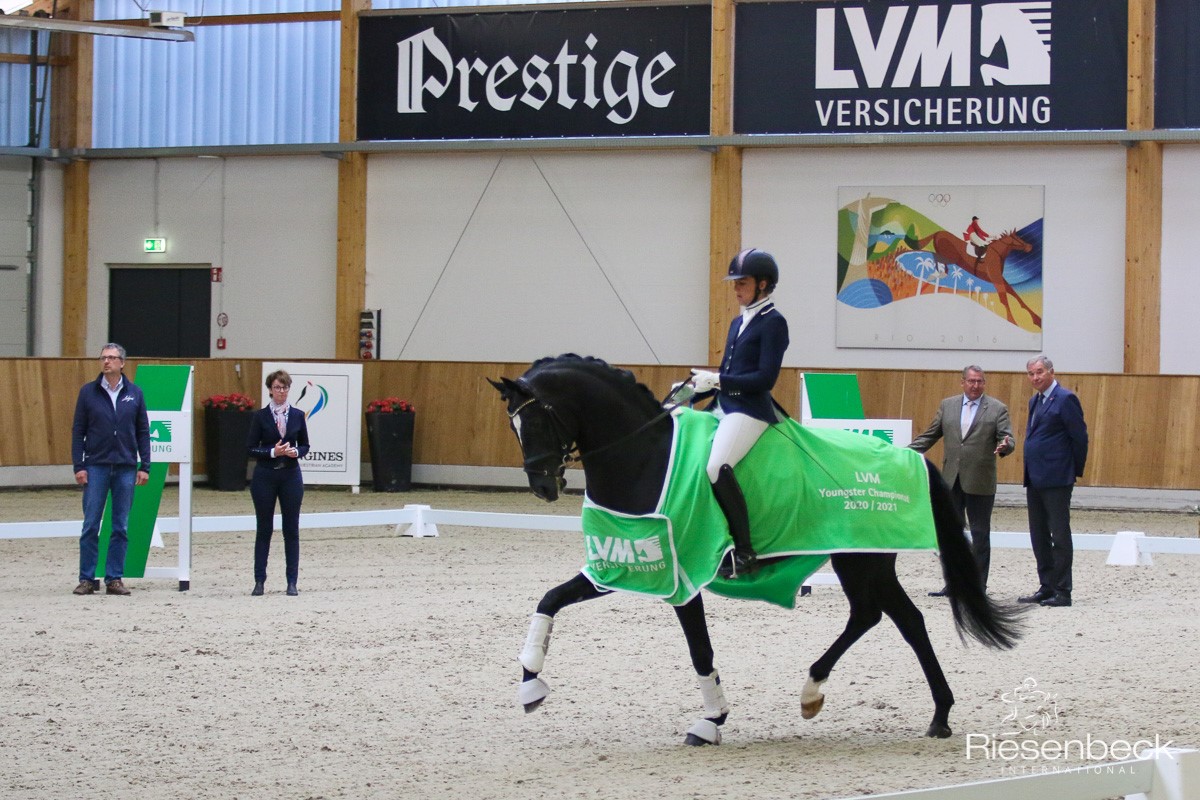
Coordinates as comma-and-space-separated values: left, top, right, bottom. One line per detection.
491, 355, 1021, 744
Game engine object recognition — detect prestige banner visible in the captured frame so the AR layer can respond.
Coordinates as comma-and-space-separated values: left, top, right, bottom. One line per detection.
735, 0, 1127, 134
357, 6, 711, 140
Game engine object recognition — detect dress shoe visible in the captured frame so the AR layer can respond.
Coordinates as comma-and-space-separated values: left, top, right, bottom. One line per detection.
251, 581, 264, 596
1040, 593, 1072, 607
286, 583, 299, 597
928, 588, 948, 598
1018, 588, 1053, 604
105, 579, 131, 596
73, 580, 96, 595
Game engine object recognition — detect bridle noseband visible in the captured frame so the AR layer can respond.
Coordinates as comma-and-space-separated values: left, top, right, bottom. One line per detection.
507, 376, 684, 482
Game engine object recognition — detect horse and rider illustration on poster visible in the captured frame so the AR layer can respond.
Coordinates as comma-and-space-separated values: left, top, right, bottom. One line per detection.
836, 185, 1044, 350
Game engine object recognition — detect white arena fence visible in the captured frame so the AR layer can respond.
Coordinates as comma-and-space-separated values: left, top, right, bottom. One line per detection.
838, 747, 1197, 800
2, 506, 1197, 583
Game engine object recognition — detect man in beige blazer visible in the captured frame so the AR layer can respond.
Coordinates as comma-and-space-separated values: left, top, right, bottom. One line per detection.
910, 365, 1014, 594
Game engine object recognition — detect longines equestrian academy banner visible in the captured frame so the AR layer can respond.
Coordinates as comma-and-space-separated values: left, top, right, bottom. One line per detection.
735, 0, 1127, 134
357, 6, 711, 140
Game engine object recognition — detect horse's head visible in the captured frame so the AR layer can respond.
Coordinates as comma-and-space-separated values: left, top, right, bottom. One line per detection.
1000, 230, 1033, 253
489, 375, 573, 502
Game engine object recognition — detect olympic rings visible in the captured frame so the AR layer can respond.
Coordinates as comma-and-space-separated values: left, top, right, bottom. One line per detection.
928, 193, 952, 206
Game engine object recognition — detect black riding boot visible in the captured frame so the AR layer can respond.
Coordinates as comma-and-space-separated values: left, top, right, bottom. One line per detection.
712, 464, 758, 579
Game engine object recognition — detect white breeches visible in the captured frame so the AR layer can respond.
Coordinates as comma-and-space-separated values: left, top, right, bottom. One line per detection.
706, 412, 768, 483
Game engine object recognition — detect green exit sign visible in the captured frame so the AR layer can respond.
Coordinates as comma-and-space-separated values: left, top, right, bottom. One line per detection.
144, 238, 167, 253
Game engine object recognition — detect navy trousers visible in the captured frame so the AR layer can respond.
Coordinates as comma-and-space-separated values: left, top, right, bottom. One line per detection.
250, 465, 304, 584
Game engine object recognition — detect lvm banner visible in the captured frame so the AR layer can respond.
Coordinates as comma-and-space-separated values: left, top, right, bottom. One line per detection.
735, 0, 1127, 134
357, 5, 711, 140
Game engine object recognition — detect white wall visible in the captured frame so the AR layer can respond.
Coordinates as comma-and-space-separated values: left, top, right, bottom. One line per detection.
1160, 145, 1200, 376
84, 156, 338, 359
366, 151, 712, 365
35, 143, 1198, 376
744, 145, 1129, 373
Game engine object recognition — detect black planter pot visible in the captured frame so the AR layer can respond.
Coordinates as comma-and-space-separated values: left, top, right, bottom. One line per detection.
366, 411, 414, 492
204, 408, 253, 491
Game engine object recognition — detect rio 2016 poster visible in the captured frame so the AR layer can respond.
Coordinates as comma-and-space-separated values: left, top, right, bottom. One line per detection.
836, 186, 1043, 350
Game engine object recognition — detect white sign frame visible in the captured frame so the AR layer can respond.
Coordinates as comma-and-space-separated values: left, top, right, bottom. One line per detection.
262, 362, 363, 487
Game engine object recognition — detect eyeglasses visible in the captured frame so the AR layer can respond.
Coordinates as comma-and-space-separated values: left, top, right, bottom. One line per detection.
270, 385, 289, 391
100, 355, 123, 362
963, 379, 985, 385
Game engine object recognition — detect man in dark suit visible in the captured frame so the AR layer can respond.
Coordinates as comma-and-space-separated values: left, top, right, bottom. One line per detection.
1019, 355, 1088, 608
910, 365, 1014, 595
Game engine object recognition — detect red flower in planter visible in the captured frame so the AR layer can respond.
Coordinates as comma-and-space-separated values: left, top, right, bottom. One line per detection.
366, 397, 415, 414
202, 393, 255, 411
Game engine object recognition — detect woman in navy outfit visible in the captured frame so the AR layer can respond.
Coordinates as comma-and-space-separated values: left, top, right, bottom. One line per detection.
690, 249, 790, 578
247, 370, 310, 596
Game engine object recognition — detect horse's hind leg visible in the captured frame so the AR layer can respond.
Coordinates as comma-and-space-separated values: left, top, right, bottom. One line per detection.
518, 572, 610, 713
674, 593, 728, 746
803, 554, 885, 720
875, 573, 955, 738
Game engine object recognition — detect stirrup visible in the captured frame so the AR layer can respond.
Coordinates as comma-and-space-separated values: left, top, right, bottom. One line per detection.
717, 550, 758, 579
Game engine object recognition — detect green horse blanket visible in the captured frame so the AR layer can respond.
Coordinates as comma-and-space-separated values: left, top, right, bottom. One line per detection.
580, 409, 936, 608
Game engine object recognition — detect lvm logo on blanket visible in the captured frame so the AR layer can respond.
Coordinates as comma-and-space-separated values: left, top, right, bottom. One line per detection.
586, 535, 666, 572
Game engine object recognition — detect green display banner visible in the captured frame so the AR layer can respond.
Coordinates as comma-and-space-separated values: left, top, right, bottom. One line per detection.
802, 373, 865, 419
94, 365, 191, 579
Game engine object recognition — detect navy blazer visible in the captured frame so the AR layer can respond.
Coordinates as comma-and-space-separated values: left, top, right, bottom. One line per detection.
1023, 383, 1088, 489
71, 374, 152, 472
247, 406, 311, 471
713, 302, 790, 423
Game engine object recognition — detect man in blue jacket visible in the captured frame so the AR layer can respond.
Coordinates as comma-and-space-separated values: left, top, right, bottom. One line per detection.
1019, 355, 1088, 608
71, 343, 151, 596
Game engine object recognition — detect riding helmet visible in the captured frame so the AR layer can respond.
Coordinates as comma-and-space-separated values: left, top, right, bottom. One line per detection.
725, 248, 779, 292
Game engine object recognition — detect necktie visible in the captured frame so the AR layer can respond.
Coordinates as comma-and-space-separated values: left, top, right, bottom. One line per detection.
276, 408, 287, 437
1030, 394, 1045, 426
961, 400, 977, 436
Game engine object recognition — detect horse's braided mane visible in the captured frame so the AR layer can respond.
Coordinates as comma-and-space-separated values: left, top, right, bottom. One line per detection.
528, 354, 662, 412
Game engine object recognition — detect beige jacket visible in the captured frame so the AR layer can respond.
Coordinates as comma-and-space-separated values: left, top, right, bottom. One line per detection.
910, 394, 1014, 495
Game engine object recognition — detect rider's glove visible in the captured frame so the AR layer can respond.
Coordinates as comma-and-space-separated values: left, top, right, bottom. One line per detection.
689, 369, 721, 394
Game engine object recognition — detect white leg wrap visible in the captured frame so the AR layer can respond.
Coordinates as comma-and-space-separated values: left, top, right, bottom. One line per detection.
686, 718, 722, 745
801, 676, 827, 720
518, 613, 553, 673
697, 670, 730, 718
517, 677, 550, 711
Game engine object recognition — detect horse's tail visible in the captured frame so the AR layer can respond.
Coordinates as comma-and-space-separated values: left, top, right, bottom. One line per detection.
926, 459, 1024, 649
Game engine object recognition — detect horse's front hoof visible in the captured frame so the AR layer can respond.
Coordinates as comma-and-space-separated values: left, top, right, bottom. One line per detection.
801, 694, 825, 719
685, 718, 722, 745
925, 721, 952, 739
517, 677, 550, 713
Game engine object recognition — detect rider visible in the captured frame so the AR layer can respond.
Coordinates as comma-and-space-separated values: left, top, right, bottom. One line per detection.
689, 249, 790, 579
963, 216, 990, 268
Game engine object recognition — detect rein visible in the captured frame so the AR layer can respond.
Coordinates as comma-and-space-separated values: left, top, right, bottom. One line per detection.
512, 377, 685, 476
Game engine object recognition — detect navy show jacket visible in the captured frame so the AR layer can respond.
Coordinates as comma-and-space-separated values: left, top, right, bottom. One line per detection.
715, 302, 790, 423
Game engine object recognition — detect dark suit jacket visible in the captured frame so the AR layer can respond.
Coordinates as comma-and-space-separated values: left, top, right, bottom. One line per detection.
910, 393, 1014, 495
1023, 383, 1088, 488
247, 406, 311, 471
713, 302, 790, 423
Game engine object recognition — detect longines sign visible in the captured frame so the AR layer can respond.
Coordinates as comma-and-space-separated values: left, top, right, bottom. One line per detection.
357, 6, 711, 140
735, 0, 1128, 134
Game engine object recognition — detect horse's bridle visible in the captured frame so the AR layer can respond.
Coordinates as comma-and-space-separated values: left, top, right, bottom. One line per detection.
508, 377, 685, 482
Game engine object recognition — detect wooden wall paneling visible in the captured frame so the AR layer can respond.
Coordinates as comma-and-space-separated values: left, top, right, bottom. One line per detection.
335, 1, 370, 360
708, 0, 741, 365
1124, 0, 1161, 374
5, 360, 1200, 490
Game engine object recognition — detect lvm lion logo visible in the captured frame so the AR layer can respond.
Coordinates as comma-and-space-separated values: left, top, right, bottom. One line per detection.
965, 676, 1175, 776
586, 535, 665, 571
149, 420, 173, 455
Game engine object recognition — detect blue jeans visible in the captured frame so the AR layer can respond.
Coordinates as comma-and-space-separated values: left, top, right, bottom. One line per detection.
79, 464, 137, 583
